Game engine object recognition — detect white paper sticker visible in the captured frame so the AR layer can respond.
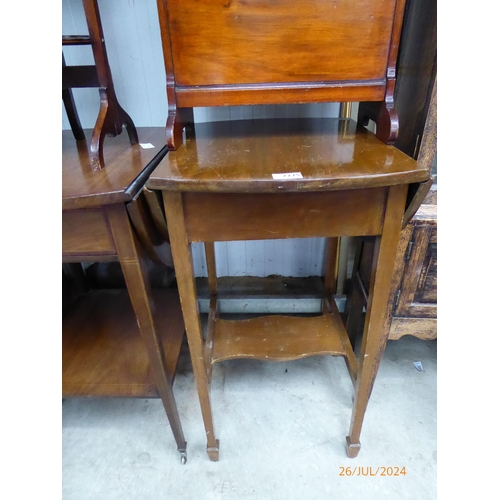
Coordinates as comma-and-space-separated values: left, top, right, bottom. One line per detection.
272, 172, 303, 180
140, 143, 155, 149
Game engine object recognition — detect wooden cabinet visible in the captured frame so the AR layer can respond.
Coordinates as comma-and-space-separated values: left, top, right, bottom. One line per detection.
388, 189, 437, 340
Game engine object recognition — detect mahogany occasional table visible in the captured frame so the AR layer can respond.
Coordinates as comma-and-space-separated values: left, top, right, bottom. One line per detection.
146, 118, 430, 460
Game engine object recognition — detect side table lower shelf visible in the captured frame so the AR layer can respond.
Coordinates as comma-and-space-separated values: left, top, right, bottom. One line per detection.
62, 288, 185, 397
208, 299, 358, 382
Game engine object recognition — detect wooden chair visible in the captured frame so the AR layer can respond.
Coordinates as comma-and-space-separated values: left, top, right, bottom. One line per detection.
149, 0, 433, 461
62, 0, 138, 171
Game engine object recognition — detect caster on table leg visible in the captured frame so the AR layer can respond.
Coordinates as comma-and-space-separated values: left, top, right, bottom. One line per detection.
346, 436, 361, 458
178, 442, 187, 465
207, 439, 220, 462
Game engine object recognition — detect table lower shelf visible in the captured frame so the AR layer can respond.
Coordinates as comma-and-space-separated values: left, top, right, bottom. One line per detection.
209, 299, 357, 381
62, 288, 185, 397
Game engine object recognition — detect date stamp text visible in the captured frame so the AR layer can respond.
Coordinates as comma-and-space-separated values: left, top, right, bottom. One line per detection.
339, 466, 407, 477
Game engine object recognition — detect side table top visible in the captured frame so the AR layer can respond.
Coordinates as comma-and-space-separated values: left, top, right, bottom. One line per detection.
63, 127, 167, 210
147, 118, 429, 193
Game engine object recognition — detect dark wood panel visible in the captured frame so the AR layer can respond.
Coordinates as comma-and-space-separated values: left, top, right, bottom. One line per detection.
195, 276, 325, 298
183, 189, 386, 242
415, 242, 437, 303
394, 0, 437, 158
394, 225, 431, 316
167, 0, 397, 86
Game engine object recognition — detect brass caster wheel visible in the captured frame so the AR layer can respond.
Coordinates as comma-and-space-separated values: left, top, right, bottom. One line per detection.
180, 452, 187, 465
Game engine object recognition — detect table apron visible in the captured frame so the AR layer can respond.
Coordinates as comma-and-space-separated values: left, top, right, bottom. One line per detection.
182, 188, 388, 242
62, 208, 117, 258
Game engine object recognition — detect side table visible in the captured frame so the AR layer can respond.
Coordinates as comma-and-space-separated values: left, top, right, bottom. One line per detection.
62, 128, 187, 463
147, 117, 430, 460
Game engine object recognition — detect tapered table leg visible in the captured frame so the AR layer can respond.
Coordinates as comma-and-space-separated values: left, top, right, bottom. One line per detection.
346, 185, 408, 458
162, 192, 219, 461
106, 204, 187, 457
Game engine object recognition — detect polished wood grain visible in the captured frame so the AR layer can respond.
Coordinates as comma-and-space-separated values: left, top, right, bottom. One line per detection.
62, 128, 167, 210
147, 119, 427, 193
62, 289, 184, 397
167, 0, 397, 87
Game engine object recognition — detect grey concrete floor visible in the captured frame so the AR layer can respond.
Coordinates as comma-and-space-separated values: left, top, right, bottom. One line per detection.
62, 335, 436, 499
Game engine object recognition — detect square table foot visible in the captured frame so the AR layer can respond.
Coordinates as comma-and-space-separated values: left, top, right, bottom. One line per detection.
207, 439, 220, 462
346, 436, 361, 458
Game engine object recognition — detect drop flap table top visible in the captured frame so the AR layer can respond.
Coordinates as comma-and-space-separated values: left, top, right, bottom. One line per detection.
62, 127, 167, 210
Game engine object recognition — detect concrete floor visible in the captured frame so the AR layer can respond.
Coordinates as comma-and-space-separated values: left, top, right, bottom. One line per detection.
62, 335, 436, 499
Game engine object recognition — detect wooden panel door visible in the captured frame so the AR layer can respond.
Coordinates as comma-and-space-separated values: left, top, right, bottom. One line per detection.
394, 223, 437, 320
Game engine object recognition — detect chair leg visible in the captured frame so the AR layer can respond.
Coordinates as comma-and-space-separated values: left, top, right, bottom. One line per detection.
346, 185, 407, 458
119, 103, 139, 145
163, 192, 219, 461
62, 88, 86, 141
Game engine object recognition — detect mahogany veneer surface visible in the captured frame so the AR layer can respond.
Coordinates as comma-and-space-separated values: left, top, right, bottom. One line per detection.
167, 0, 397, 86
